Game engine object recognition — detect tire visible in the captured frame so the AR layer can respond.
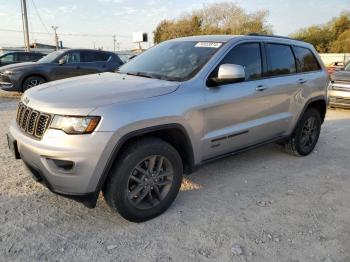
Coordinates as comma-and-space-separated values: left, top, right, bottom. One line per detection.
284, 108, 321, 156
22, 76, 46, 92
103, 137, 183, 222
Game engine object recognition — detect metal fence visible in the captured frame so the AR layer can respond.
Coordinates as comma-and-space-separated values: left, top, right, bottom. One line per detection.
319, 53, 350, 66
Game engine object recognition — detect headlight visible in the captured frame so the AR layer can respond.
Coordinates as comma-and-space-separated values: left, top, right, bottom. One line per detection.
50, 115, 100, 134
4, 70, 19, 75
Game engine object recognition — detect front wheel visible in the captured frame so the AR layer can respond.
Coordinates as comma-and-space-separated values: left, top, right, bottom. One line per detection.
284, 108, 321, 156
103, 137, 183, 222
22, 76, 46, 92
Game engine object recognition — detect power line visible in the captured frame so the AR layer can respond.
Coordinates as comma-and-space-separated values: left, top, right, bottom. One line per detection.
0, 28, 130, 38
30, 0, 50, 35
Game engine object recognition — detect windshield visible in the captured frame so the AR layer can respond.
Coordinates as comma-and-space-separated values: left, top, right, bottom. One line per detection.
119, 41, 223, 81
345, 62, 350, 71
37, 50, 64, 63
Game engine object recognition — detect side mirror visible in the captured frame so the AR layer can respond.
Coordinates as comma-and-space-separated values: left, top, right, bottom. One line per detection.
208, 64, 246, 86
58, 58, 66, 65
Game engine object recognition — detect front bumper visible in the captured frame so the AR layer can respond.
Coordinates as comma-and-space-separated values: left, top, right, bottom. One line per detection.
9, 120, 114, 205
0, 73, 21, 91
328, 87, 350, 108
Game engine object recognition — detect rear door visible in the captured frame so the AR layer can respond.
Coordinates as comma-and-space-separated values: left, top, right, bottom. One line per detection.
80, 51, 111, 75
262, 43, 313, 134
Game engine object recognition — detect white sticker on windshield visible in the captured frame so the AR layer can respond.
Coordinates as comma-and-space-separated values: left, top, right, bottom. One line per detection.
195, 42, 222, 48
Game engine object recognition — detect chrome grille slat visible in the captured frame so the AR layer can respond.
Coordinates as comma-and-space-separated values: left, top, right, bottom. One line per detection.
35, 114, 50, 138
21, 108, 31, 130
15, 102, 51, 139
27, 111, 39, 134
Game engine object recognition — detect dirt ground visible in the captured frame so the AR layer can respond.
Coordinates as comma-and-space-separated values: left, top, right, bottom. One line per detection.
0, 93, 349, 262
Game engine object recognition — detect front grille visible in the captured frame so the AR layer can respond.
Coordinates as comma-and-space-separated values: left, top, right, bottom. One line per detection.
16, 102, 51, 139
332, 81, 350, 91
329, 97, 350, 105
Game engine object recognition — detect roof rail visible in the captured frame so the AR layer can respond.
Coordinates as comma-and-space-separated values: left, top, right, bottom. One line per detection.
247, 33, 297, 41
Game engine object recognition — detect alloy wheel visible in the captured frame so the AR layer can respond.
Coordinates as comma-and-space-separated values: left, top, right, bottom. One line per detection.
300, 116, 318, 152
25, 79, 43, 89
127, 155, 174, 210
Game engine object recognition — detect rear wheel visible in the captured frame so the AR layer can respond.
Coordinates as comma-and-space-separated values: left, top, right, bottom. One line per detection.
22, 76, 46, 91
284, 108, 321, 156
103, 137, 183, 222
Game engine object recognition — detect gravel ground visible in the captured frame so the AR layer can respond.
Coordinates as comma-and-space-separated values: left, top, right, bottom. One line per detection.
0, 94, 350, 262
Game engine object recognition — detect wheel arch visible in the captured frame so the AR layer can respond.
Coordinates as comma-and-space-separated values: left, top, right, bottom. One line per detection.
21, 73, 49, 92
293, 96, 327, 132
307, 99, 327, 124
95, 123, 195, 195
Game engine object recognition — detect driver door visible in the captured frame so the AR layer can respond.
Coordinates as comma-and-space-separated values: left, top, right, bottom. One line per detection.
51, 51, 83, 80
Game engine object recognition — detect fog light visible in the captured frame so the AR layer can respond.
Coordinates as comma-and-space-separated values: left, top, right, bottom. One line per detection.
49, 159, 74, 171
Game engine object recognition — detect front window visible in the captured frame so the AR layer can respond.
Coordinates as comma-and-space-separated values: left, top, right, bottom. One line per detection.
60, 51, 81, 63
119, 41, 223, 81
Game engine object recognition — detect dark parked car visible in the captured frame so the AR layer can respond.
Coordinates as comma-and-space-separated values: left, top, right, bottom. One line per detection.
0, 51, 45, 67
0, 49, 124, 92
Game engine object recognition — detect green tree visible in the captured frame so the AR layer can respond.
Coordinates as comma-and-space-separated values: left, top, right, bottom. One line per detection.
292, 12, 350, 53
331, 29, 350, 52
153, 2, 271, 44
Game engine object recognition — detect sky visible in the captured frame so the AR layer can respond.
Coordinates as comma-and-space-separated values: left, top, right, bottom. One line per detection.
0, 0, 349, 51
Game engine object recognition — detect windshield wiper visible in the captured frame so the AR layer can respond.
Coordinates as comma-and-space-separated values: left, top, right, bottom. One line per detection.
126, 72, 155, 79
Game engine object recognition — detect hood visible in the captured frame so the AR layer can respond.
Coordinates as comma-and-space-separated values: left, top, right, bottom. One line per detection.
331, 71, 350, 82
0, 62, 40, 71
23, 72, 180, 115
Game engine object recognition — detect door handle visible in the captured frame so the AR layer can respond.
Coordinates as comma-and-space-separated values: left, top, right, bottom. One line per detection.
297, 79, 307, 84
255, 85, 267, 91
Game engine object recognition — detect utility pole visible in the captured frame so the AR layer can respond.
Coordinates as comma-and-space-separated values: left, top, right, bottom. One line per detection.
52, 26, 59, 50
20, 0, 30, 51
113, 35, 116, 52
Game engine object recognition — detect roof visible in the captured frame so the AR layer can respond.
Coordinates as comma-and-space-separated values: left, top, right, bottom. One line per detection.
170, 34, 312, 48
173, 35, 242, 42
60, 48, 114, 54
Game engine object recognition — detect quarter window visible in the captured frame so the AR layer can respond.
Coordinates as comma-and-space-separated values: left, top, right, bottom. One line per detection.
266, 44, 296, 76
219, 43, 262, 80
292, 46, 320, 72
82, 51, 111, 62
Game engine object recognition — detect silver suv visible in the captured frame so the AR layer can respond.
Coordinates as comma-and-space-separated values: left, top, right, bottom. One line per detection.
7, 35, 329, 222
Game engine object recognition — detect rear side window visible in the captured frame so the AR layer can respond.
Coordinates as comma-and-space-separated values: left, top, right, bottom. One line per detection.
17, 53, 34, 61
220, 43, 262, 80
82, 51, 111, 62
31, 53, 44, 59
292, 46, 320, 72
266, 44, 296, 77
